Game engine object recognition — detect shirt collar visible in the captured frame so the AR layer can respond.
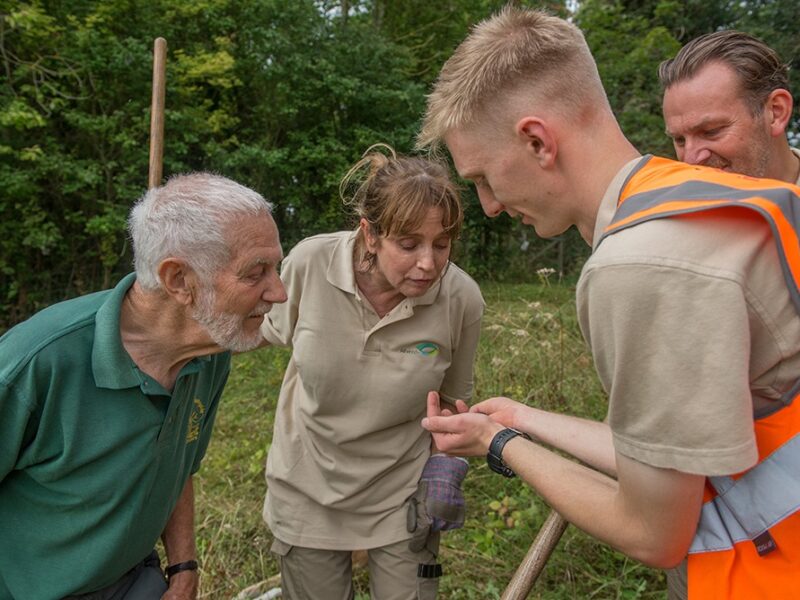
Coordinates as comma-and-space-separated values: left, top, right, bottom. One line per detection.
91, 274, 218, 394
326, 230, 443, 308
791, 147, 800, 187
327, 230, 359, 294
92, 273, 140, 390
591, 157, 644, 252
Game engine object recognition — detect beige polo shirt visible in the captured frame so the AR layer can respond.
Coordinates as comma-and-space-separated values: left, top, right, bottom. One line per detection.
260, 231, 484, 549
577, 158, 800, 476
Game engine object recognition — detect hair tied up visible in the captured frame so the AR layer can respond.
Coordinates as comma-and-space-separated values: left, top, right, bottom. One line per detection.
340, 143, 397, 208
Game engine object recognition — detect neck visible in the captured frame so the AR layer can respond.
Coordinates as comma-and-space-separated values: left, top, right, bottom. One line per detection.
565, 115, 641, 245
769, 142, 800, 184
353, 266, 404, 318
120, 282, 220, 390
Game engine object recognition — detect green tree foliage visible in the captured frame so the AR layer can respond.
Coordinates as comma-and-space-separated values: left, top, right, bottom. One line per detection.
577, 0, 800, 156
1, 0, 797, 326
576, 0, 681, 156
1, 0, 432, 324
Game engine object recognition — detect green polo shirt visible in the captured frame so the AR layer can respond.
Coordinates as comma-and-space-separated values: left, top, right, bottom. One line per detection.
0, 274, 230, 600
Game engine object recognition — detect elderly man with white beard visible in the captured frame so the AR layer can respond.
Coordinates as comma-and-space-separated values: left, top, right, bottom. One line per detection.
0, 173, 287, 600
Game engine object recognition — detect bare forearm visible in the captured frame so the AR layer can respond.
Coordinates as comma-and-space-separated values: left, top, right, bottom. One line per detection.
515, 407, 617, 476
502, 438, 703, 567
424, 397, 705, 568
471, 397, 616, 476
161, 477, 199, 598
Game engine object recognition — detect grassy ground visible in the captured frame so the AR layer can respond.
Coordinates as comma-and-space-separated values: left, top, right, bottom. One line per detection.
194, 281, 668, 599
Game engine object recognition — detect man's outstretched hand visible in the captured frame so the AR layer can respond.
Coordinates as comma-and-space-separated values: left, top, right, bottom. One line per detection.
422, 391, 503, 456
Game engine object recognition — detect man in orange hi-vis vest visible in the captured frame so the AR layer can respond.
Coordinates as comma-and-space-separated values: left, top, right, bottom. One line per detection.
655, 29, 800, 599
416, 7, 800, 600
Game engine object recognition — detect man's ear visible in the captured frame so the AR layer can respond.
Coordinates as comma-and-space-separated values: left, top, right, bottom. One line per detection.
516, 117, 557, 167
765, 89, 793, 137
158, 258, 197, 306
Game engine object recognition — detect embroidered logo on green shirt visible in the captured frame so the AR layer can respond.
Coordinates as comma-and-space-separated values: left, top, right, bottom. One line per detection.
186, 398, 206, 443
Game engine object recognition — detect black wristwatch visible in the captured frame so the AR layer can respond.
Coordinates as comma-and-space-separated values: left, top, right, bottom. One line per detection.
487, 428, 531, 477
165, 560, 198, 579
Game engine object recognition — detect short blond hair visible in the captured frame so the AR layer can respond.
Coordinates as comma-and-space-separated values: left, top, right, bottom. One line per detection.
417, 6, 608, 152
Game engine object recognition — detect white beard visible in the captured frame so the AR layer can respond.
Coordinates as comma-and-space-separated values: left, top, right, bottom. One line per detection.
192, 284, 267, 352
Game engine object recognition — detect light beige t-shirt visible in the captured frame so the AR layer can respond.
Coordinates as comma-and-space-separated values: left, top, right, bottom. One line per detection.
577, 158, 800, 476
261, 231, 484, 549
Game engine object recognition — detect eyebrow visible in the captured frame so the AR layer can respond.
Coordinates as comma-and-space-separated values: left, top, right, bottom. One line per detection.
666, 116, 731, 137
237, 257, 279, 277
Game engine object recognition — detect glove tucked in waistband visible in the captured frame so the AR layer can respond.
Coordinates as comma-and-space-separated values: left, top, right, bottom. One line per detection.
407, 454, 469, 552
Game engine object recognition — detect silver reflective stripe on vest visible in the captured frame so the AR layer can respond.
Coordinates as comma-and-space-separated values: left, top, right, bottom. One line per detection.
600, 176, 800, 325
689, 432, 800, 554
610, 179, 800, 227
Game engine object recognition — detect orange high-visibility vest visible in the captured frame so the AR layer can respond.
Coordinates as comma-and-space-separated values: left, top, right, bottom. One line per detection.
598, 155, 800, 599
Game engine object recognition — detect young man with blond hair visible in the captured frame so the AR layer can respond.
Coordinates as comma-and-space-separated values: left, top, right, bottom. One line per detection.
660, 30, 799, 184
419, 7, 800, 599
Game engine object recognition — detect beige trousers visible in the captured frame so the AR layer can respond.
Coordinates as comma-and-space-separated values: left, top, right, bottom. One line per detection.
271, 534, 440, 600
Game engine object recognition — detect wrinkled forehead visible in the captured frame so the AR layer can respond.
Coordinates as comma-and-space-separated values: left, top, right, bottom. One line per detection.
226, 213, 282, 260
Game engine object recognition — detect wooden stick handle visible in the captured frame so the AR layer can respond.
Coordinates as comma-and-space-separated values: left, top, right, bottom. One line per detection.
148, 37, 167, 189
501, 510, 569, 600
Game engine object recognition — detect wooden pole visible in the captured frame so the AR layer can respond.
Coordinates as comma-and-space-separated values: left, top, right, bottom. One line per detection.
501, 511, 569, 600
148, 38, 167, 189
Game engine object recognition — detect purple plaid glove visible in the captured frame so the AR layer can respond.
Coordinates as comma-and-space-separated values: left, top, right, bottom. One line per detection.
407, 454, 469, 552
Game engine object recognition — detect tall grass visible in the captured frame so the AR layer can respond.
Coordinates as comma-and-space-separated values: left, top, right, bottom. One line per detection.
194, 282, 667, 599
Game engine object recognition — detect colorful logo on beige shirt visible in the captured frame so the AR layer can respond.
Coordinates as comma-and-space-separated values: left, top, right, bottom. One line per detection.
416, 342, 439, 355
400, 342, 439, 356
186, 398, 206, 443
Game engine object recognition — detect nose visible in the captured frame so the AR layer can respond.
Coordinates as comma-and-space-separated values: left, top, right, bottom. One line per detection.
477, 187, 504, 218
262, 272, 288, 305
417, 246, 435, 272
680, 139, 712, 166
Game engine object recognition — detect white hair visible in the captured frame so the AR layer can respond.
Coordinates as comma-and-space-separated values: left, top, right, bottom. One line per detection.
128, 172, 274, 290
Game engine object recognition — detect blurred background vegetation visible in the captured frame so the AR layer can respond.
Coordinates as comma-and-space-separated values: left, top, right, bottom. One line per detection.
2, 0, 798, 327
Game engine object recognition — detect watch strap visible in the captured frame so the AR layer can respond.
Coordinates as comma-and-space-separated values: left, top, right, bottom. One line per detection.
487, 428, 531, 477
165, 560, 198, 579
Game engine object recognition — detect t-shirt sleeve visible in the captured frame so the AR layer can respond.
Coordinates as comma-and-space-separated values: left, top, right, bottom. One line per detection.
577, 261, 758, 476
439, 278, 485, 404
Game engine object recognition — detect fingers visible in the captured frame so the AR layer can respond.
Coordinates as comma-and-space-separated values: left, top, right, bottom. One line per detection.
471, 396, 513, 414
422, 414, 467, 433
470, 399, 493, 414
455, 399, 470, 414
426, 391, 441, 419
